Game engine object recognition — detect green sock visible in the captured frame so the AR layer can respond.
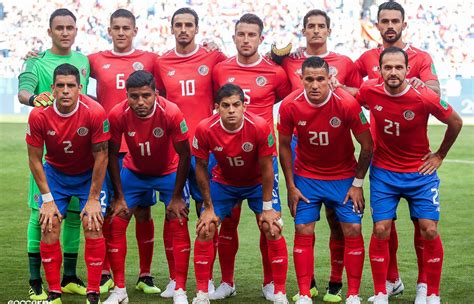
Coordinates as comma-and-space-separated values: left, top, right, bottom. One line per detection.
62, 208, 81, 277
28, 252, 42, 281
27, 209, 42, 281
63, 253, 79, 277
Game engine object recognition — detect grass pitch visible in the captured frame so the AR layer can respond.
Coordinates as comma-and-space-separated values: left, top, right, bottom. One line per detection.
0, 123, 472, 303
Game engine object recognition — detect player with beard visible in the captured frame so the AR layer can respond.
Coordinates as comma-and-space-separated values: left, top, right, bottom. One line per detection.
87, 9, 161, 295
211, 13, 291, 301
153, 7, 227, 298
356, 47, 462, 304
356, 3, 440, 303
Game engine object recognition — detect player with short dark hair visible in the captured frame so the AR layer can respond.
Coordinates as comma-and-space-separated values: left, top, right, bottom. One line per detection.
153, 7, 227, 298
279, 57, 373, 304
281, 9, 362, 302
211, 13, 291, 301
356, 47, 462, 304
107, 70, 192, 304
192, 83, 289, 304
18, 8, 90, 300
87, 8, 161, 295
26, 63, 109, 304
356, 3, 442, 301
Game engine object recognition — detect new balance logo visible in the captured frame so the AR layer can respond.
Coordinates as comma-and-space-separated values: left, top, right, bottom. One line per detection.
371, 258, 384, 262
348, 251, 362, 256
333, 259, 344, 264
375, 105, 383, 111
168, 70, 175, 76
220, 235, 232, 240
294, 249, 303, 253
108, 249, 118, 253
42, 258, 52, 263
214, 146, 223, 151
297, 121, 307, 126
427, 258, 441, 263
89, 262, 103, 266
128, 131, 136, 137
272, 259, 284, 264
165, 247, 173, 251
180, 248, 191, 253
102, 64, 110, 69
143, 238, 154, 243
196, 261, 208, 265
47, 130, 56, 136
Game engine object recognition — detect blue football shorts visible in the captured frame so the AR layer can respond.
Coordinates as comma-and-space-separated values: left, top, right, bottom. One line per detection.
370, 165, 441, 222
293, 174, 363, 225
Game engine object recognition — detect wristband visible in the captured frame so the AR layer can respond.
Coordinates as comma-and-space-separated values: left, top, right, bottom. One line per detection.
262, 200, 273, 211
41, 192, 54, 203
28, 94, 37, 107
352, 178, 364, 188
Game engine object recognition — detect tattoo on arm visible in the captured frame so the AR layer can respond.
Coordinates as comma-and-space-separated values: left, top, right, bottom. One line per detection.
92, 141, 108, 153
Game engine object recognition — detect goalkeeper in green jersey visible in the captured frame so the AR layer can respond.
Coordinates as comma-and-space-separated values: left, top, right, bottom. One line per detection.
18, 8, 90, 301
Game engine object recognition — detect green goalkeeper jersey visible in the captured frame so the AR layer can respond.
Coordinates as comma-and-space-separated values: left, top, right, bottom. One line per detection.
18, 49, 90, 95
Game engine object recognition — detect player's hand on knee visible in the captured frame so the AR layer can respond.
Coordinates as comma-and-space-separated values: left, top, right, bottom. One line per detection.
260, 209, 283, 237
81, 198, 104, 231
32, 92, 54, 107
108, 197, 129, 223
288, 186, 310, 218
344, 186, 365, 214
166, 196, 189, 225
39, 201, 62, 233
196, 207, 218, 237
418, 152, 443, 175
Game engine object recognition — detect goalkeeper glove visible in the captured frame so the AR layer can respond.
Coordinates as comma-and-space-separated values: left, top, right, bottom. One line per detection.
29, 92, 54, 107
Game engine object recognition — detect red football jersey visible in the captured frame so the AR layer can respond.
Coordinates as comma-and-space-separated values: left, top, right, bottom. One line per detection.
212, 56, 291, 133
356, 79, 452, 172
278, 88, 370, 180
192, 112, 276, 187
355, 45, 438, 81
88, 49, 159, 113
282, 51, 362, 92
154, 46, 227, 139
108, 96, 189, 176
26, 94, 110, 175
88, 49, 159, 153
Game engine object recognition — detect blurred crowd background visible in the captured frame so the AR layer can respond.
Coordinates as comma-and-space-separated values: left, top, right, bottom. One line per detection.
0, 0, 472, 80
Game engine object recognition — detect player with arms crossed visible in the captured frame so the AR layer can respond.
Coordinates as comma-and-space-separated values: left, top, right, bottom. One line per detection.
212, 14, 291, 300
278, 57, 373, 304
88, 8, 161, 295
106, 71, 192, 304
191, 83, 289, 304
26, 64, 109, 304
153, 8, 227, 297
356, 47, 462, 304
18, 8, 90, 300
281, 9, 363, 302
356, 3, 441, 301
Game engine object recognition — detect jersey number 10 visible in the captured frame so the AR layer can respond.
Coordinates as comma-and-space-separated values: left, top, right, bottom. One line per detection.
179, 80, 195, 96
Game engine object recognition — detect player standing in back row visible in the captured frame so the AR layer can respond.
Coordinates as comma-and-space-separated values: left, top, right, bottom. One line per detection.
212, 13, 291, 301
356, 47, 462, 304
154, 8, 227, 297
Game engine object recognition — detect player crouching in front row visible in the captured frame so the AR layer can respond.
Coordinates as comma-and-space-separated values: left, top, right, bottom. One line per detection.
191, 84, 289, 304
26, 63, 110, 304
105, 70, 192, 304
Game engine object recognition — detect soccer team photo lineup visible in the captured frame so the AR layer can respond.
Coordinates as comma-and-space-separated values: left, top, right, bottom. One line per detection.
6, 0, 470, 303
